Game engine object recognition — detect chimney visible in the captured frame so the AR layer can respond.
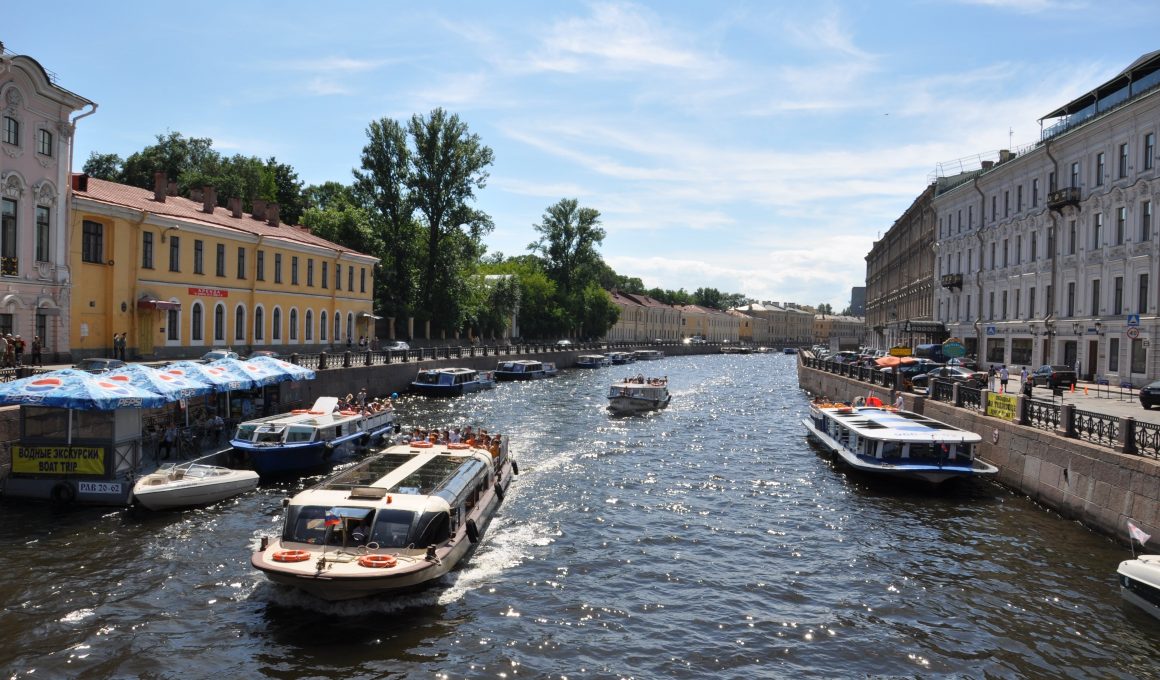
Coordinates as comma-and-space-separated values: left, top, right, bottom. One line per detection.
153, 172, 167, 202
167, 181, 178, 196
981, 160, 995, 171
998, 149, 1014, 163
267, 203, 280, 227
252, 199, 267, 220
228, 197, 242, 218
190, 187, 203, 203
202, 186, 216, 214
71, 173, 89, 192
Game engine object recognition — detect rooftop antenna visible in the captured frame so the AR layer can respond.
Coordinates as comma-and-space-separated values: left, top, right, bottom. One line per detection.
1009, 127, 1014, 148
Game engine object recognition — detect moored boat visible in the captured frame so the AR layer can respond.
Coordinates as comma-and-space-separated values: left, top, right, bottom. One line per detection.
230, 397, 396, 477
494, 359, 558, 381
1118, 554, 1160, 621
607, 351, 635, 365
608, 376, 671, 415
410, 367, 496, 397
251, 435, 517, 601
575, 354, 610, 368
132, 461, 259, 510
632, 349, 664, 361
801, 401, 997, 484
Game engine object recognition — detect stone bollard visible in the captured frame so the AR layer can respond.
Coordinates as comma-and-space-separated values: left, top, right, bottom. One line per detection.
318, 351, 327, 370
1061, 403, 1076, 438
343, 351, 352, 368
364, 350, 372, 366
952, 382, 962, 408
1017, 393, 1030, 426
1120, 417, 1137, 455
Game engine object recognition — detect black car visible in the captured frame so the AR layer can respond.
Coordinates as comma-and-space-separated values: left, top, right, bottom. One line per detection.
73, 357, 126, 374
1030, 364, 1077, 389
1140, 381, 1160, 409
910, 366, 987, 390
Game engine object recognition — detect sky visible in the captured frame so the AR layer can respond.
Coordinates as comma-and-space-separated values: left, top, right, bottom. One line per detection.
6, 1, 1159, 310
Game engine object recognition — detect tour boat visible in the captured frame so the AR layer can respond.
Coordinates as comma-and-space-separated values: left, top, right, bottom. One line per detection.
410, 368, 496, 397
607, 351, 635, 365
251, 436, 517, 601
632, 349, 664, 361
494, 359, 558, 381
230, 397, 396, 477
608, 376, 671, 415
575, 354, 610, 368
1118, 554, 1160, 621
131, 461, 259, 511
801, 402, 997, 484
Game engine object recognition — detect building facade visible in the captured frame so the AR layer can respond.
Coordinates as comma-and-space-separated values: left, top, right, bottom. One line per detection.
866, 183, 940, 350
0, 50, 95, 360
813, 314, 866, 350
934, 51, 1160, 383
606, 290, 682, 342
69, 174, 378, 360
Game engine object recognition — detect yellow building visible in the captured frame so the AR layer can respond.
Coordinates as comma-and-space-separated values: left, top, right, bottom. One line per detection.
606, 290, 681, 342
69, 174, 379, 360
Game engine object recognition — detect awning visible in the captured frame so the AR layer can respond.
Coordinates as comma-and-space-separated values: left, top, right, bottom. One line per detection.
137, 298, 182, 311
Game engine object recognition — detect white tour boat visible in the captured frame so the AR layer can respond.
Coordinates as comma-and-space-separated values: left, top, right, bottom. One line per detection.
494, 359, 558, 381
608, 376, 671, 415
802, 401, 997, 484
132, 461, 259, 511
1118, 553, 1160, 621
251, 435, 517, 601
575, 354, 611, 368
632, 349, 664, 361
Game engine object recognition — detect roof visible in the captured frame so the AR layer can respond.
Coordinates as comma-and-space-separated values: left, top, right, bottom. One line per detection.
72, 176, 378, 262
1041, 50, 1160, 120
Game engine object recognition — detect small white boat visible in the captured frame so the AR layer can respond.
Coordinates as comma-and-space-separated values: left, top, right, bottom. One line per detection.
802, 401, 997, 485
575, 354, 611, 368
607, 351, 635, 365
1118, 554, 1160, 621
632, 349, 664, 361
494, 359, 558, 381
608, 376, 671, 414
132, 462, 259, 510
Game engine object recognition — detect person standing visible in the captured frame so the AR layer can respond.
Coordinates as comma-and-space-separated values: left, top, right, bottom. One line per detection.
12, 335, 24, 366
999, 365, 1010, 393
160, 422, 177, 459
988, 365, 997, 391
1019, 366, 1028, 385
30, 335, 42, 366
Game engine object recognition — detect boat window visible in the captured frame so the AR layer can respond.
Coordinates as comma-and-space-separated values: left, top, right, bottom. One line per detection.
255, 425, 286, 444
285, 426, 315, 443
413, 510, 450, 546
416, 372, 438, 385
880, 440, 903, 460
284, 505, 374, 545
235, 424, 258, 441
370, 508, 417, 548
907, 443, 941, 463
440, 373, 454, 385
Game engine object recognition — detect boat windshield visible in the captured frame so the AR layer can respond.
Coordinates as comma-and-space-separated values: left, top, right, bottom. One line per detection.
285, 426, 316, 443
415, 371, 439, 385
234, 424, 258, 441
254, 425, 285, 444
282, 505, 417, 548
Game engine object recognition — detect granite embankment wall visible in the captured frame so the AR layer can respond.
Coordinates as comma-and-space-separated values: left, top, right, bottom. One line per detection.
797, 362, 1159, 546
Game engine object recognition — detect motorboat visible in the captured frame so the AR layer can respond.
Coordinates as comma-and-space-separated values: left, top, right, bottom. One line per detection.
720, 346, 752, 354
494, 359, 558, 381
608, 376, 671, 415
230, 397, 396, 477
132, 461, 259, 510
801, 401, 997, 485
607, 351, 635, 365
1118, 553, 1160, 621
575, 354, 610, 368
631, 349, 664, 361
783, 347, 798, 354
410, 368, 496, 397
251, 435, 517, 601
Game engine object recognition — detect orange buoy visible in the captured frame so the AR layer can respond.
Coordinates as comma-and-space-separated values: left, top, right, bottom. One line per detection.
272, 549, 311, 563
358, 554, 398, 569
411, 441, 433, 448
448, 443, 470, 450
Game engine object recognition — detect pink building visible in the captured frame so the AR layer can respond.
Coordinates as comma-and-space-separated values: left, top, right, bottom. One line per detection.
0, 47, 96, 360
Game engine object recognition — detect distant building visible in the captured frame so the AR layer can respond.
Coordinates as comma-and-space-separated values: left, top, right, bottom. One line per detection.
850, 286, 866, 316
606, 290, 681, 342
814, 314, 865, 350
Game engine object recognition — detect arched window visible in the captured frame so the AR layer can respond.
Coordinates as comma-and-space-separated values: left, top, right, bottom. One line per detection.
320, 310, 328, 342
235, 305, 246, 342
254, 306, 264, 342
346, 312, 354, 343
334, 311, 341, 343
289, 308, 299, 341
214, 303, 225, 342
191, 302, 204, 342
272, 307, 282, 342
305, 310, 314, 341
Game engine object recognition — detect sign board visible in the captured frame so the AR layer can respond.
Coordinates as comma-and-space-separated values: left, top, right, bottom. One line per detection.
1128, 314, 1140, 327
1127, 327, 1141, 339
188, 287, 229, 298
942, 340, 967, 358
888, 346, 913, 357
985, 393, 1017, 421
11, 445, 105, 475
986, 326, 997, 336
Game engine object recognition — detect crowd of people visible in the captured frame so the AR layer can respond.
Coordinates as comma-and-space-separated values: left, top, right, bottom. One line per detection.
407, 425, 505, 457
0, 333, 40, 367
338, 387, 395, 415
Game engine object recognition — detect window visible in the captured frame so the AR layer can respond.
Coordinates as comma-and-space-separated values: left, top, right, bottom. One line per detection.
272, 308, 282, 341
191, 303, 204, 342
1004, 190, 1010, 217
1120, 143, 1129, 178
1046, 285, 1053, 315
237, 247, 246, 279
142, 231, 154, 268
1032, 178, 1039, 208
257, 250, 265, 281
1016, 185, 1023, 212
305, 310, 314, 341
3, 116, 18, 145
968, 205, 973, 228
1092, 213, 1103, 249
1095, 152, 1105, 186
169, 236, 181, 272
1114, 276, 1123, 315
1070, 162, 1080, 188
307, 259, 314, 287
1030, 231, 1037, 261
1116, 207, 1126, 245
35, 206, 50, 262
0, 200, 14, 275
1014, 289, 1020, 319
1145, 132, 1155, 171
1029, 287, 1036, 318
82, 219, 103, 264
1002, 290, 1008, 319
1068, 220, 1076, 254
348, 266, 354, 291
1047, 226, 1055, 259
216, 243, 226, 277
193, 236, 205, 271
1049, 171, 1056, 192
1091, 279, 1101, 316
214, 304, 225, 342
254, 307, 264, 341
167, 308, 179, 341
1003, 239, 1009, 267
320, 311, 328, 341
274, 254, 282, 284
235, 306, 245, 341
1067, 282, 1075, 316
347, 312, 354, 341
990, 242, 996, 270
322, 262, 329, 289
1143, 201, 1153, 241
290, 309, 299, 341
1132, 338, 1147, 373
291, 256, 299, 285
334, 313, 341, 341
37, 129, 52, 156
361, 267, 367, 293
335, 264, 342, 290
1140, 274, 1150, 315
1110, 338, 1120, 373
991, 195, 997, 221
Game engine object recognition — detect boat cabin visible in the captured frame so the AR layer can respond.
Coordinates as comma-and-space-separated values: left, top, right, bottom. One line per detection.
414, 368, 479, 387
818, 408, 977, 464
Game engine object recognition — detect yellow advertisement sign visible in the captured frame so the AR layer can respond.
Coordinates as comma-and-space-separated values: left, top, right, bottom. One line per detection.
985, 393, 1017, 421
11, 445, 105, 475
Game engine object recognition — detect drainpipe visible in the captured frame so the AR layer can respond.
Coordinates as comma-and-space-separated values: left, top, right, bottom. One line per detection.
972, 177, 987, 362
130, 209, 150, 357
1044, 139, 1061, 364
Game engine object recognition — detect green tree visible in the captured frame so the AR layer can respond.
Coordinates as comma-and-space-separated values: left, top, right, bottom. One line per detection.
529, 198, 605, 302
119, 131, 218, 190
82, 152, 122, 180
817, 303, 834, 315
577, 282, 620, 338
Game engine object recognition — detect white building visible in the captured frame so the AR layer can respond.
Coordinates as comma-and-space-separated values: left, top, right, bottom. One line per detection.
934, 51, 1160, 384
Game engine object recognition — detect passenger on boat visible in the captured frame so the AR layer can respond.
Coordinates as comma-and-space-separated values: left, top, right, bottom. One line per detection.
449, 427, 462, 443
893, 394, 904, 409
489, 435, 502, 458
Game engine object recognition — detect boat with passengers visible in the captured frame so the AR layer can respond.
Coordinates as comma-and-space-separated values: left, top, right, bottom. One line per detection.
575, 354, 610, 369
494, 359, 558, 381
251, 433, 517, 601
230, 397, 396, 476
801, 399, 996, 484
608, 375, 671, 415
410, 367, 496, 397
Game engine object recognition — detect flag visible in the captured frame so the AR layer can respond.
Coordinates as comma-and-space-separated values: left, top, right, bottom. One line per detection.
324, 509, 341, 527
1129, 521, 1151, 546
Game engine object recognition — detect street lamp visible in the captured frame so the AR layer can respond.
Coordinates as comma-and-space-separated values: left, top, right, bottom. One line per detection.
1094, 320, 1103, 336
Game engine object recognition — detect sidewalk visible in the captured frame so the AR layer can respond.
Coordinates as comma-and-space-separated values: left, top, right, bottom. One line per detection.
924, 376, 1159, 425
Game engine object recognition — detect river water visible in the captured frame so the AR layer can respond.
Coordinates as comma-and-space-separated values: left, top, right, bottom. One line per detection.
1, 353, 1157, 679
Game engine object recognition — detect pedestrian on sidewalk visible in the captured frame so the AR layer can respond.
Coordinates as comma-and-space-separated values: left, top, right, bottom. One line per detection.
999, 365, 1010, 393
1019, 366, 1028, 384
988, 365, 997, 391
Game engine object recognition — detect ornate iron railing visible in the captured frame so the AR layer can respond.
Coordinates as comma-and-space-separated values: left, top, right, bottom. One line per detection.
1071, 408, 1120, 447
1025, 399, 1061, 431
931, 379, 955, 403
1132, 421, 1160, 460
958, 385, 983, 411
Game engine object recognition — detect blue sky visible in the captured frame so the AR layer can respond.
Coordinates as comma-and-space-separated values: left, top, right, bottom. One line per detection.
6, 1, 1158, 310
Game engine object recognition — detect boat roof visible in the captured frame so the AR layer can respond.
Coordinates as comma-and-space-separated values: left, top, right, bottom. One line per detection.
418, 367, 476, 375
820, 406, 981, 443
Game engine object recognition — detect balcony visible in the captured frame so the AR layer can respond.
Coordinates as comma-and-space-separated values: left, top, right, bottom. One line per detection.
1047, 187, 1081, 211
941, 273, 963, 290
0, 256, 17, 277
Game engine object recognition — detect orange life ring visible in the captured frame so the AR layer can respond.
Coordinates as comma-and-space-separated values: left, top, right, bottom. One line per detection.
272, 549, 311, 563
308, 410, 325, 415
339, 410, 359, 416
447, 443, 470, 450
411, 441, 433, 448
358, 554, 398, 569
291, 409, 309, 414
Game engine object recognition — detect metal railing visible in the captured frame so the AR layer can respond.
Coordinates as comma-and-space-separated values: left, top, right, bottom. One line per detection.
1025, 398, 1061, 432
1133, 421, 1160, 460
1073, 408, 1120, 447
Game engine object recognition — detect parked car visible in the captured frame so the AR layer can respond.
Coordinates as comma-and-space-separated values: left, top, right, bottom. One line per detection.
200, 348, 239, 363
244, 350, 280, 360
385, 341, 410, 351
1030, 364, 1077, 389
878, 359, 941, 390
73, 357, 126, 374
1140, 380, 1160, 409
683, 336, 707, 345
910, 366, 986, 391
946, 357, 978, 370
555, 339, 573, 347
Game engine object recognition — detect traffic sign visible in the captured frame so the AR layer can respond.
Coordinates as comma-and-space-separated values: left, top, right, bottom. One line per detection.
1127, 327, 1141, 339
1128, 314, 1140, 327
942, 340, 967, 357
986, 326, 997, 336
